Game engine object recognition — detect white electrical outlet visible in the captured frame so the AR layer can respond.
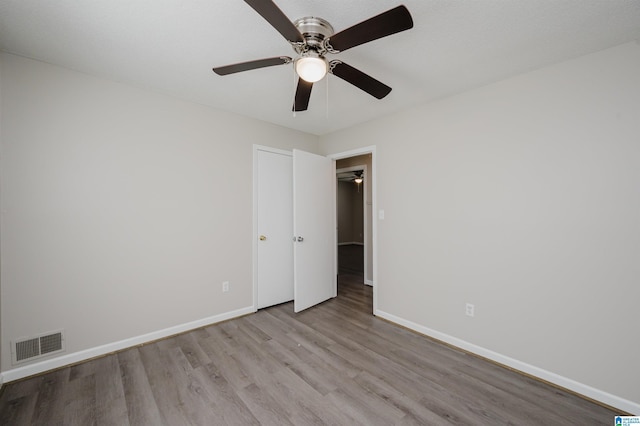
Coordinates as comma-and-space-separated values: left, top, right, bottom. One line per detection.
222, 281, 230, 293
465, 303, 475, 317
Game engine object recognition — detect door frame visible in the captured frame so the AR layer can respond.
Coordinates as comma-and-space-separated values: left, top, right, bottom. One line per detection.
336, 164, 369, 285
253, 144, 377, 315
252, 145, 293, 312
328, 146, 378, 314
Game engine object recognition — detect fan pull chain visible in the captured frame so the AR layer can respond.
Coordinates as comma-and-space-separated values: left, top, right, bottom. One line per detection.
326, 75, 329, 119
292, 67, 297, 118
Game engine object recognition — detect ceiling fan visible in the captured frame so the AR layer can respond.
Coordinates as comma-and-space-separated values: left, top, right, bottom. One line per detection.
337, 170, 364, 182
213, 0, 414, 112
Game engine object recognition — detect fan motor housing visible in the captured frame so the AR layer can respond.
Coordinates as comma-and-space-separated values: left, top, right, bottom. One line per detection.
293, 17, 334, 53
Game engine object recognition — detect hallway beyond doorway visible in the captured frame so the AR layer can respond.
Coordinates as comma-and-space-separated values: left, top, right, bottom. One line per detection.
338, 244, 364, 277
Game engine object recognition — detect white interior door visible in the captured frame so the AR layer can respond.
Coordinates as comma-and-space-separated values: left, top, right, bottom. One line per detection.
256, 149, 293, 309
293, 149, 336, 312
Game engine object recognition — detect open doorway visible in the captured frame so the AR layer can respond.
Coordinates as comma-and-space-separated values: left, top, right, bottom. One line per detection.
336, 165, 366, 278
335, 153, 374, 313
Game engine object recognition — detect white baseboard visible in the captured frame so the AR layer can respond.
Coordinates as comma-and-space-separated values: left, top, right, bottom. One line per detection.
364, 279, 373, 286
375, 309, 639, 415
1, 305, 255, 384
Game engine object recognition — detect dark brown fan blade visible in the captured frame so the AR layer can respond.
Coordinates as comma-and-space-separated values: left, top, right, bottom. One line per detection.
293, 78, 313, 112
213, 56, 292, 75
329, 61, 391, 99
244, 0, 304, 43
326, 5, 413, 53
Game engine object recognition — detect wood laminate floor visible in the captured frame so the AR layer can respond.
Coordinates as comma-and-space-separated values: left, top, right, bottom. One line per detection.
0, 274, 618, 425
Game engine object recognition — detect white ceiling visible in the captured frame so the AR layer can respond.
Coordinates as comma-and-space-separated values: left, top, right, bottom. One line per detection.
2, 1, 640, 135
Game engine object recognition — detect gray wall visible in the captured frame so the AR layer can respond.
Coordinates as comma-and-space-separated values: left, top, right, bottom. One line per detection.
320, 42, 640, 408
0, 53, 318, 371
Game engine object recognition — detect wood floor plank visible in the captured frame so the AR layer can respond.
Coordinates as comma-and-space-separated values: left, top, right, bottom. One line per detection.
0, 274, 621, 425
227, 328, 284, 377
136, 342, 192, 425
161, 345, 228, 425
353, 370, 455, 425
264, 307, 338, 350
286, 334, 362, 379
30, 368, 70, 425
118, 348, 165, 426
0, 373, 43, 403
63, 374, 97, 426
236, 316, 274, 343
250, 367, 329, 425
174, 332, 213, 370
236, 383, 295, 426
326, 387, 401, 426
244, 308, 297, 335
261, 336, 306, 369
283, 348, 344, 396
194, 361, 260, 425
197, 334, 254, 392
93, 354, 130, 426
206, 322, 243, 356
0, 394, 38, 425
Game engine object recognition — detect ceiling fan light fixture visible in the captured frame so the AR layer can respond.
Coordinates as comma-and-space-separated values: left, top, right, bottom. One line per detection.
295, 55, 327, 83
212, 3, 414, 111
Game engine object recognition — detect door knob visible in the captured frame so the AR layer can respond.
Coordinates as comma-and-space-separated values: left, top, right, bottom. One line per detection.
297, 236, 304, 242
259, 235, 267, 241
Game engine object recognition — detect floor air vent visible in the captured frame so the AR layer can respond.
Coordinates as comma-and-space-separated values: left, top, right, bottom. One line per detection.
12, 330, 65, 364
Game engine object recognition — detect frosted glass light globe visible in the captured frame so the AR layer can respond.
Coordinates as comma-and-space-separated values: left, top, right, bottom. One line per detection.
295, 56, 328, 83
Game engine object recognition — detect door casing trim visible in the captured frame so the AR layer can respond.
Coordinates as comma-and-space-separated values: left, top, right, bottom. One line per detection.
327, 146, 377, 314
